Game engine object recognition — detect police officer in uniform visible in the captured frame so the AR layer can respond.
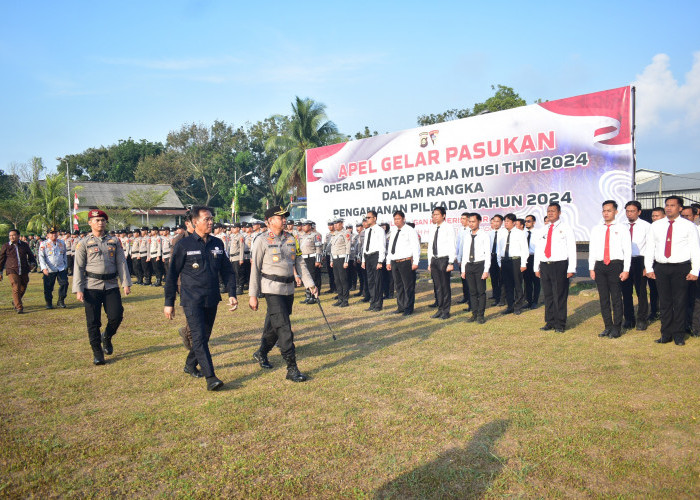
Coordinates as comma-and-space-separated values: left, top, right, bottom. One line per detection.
164, 206, 237, 391
38, 226, 68, 309
323, 221, 336, 294
330, 218, 351, 307
138, 227, 151, 285
131, 230, 143, 284
228, 223, 246, 295
73, 210, 131, 365
148, 227, 163, 286
298, 219, 323, 304
249, 206, 317, 382
161, 226, 172, 280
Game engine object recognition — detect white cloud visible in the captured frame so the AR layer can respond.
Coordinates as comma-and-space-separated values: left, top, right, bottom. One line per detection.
633, 52, 700, 134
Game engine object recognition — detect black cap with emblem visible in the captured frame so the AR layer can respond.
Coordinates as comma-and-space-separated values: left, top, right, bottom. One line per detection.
264, 205, 290, 220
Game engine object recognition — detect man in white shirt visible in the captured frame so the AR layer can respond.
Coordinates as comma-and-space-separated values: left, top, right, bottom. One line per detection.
361, 210, 386, 312
645, 196, 700, 346
647, 207, 665, 321
497, 214, 529, 315
488, 215, 505, 306
524, 215, 541, 309
427, 206, 456, 319
386, 210, 421, 316
621, 201, 650, 331
460, 213, 490, 323
454, 212, 471, 308
534, 203, 577, 333
589, 200, 631, 338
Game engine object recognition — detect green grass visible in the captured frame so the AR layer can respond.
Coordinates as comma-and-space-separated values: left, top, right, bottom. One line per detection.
0, 273, 698, 498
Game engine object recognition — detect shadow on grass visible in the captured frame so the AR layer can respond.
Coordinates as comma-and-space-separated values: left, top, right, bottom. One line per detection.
567, 296, 602, 330
375, 419, 510, 499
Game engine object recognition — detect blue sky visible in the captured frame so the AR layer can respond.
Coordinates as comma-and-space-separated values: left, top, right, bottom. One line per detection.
2, 0, 699, 176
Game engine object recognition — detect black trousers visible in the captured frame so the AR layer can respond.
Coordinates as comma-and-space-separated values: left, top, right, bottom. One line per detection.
260, 294, 295, 358
460, 273, 471, 305
594, 260, 624, 333
382, 266, 394, 298
654, 261, 691, 343
325, 255, 336, 291
332, 258, 350, 303
43, 269, 68, 304
141, 259, 152, 284
83, 288, 124, 356
355, 261, 366, 294
391, 259, 416, 313
304, 256, 322, 290
430, 256, 451, 315
152, 259, 164, 283
126, 256, 133, 276
465, 261, 486, 318
490, 253, 501, 302
162, 258, 170, 280
691, 281, 700, 332
67, 255, 74, 275
365, 252, 383, 309
524, 254, 541, 306
501, 257, 525, 311
347, 259, 357, 289
621, 256, 648, 324
648, 277, 658, 316
183, 305, 218, 378
540, 260, 570, 330
241, 259, 251, 289
231, 260, 243, 293
133, 257, 143, 283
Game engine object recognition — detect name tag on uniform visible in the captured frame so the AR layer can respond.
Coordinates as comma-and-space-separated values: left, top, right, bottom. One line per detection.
211, 248, 223, 255
187, 250, 201, 255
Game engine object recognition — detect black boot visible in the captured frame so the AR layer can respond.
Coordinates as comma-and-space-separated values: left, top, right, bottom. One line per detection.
283, 354, 307, 382
102, 331, 113, 355
93, 347, 105, 365
45, 302, 54, 309
253, 343, 273, 369
56, 298, 66, 308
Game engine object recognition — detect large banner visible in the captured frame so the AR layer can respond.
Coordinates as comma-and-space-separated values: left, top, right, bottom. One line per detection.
306, 86, 634, 241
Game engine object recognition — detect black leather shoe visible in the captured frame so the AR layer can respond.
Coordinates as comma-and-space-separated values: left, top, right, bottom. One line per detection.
430, 312, 442, 319
457, 297, 468, 304
392, 309, 404, 314
655, 338, 672, 344
16, 307, 23, 314
402, 311, 413, 316
554, 328, 565, 333
497, 302, 506, 307
609, 329, 621, 338
466, 315, 477, 323
540, 325, 554, 331
206, 377, 224, 391
675, 340, 686, 346
361, 298, 370, 303
354, 291, 364, 297
501, 309, 514, 315
253, 350, 273, 369
622, 320, 635, 329
476, 317, 486, 324
339, 302, 349, 307
57, 299, 66, 308
102, 331, 113, 355
689, 329, 700, 337
93, 351, 105, 365
440, 313, 451, 320
46, 303, 54, 309
635, 322, 648, 331
184, 365, 203, 378
647, 313, 659, 322
306, 298, 318, 305
286, 366, 308, 382
514, 309, 522, 315
332, 300, 342, 306
429, 302, 438, 308
373, 307, 382, 312
366, 306, 376, 312
598, 329, 610, 337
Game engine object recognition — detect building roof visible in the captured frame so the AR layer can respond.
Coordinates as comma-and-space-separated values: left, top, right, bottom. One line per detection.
71, 182, 184, 209
636, 172, 700, 194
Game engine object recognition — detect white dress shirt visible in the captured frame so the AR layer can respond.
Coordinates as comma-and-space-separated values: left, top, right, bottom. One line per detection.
361, 224, 386, 263
497, 227, 529, 266
533, 220, 578, 274
645, 216, 700, 275
455, 225, 471, 264
427, 222, 456, 262
621, 218, 650, 257
588, 221, 632, 271
460, 230, 491, 274
525, 228, 537, 255
488, 227, 506, 256
387, 225, 421, 266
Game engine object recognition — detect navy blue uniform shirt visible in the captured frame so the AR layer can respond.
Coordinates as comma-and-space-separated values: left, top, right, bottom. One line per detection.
164, 232, 236, 308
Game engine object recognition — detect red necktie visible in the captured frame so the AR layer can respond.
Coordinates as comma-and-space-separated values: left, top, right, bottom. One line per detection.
603, 224, 611, 265
664, 220, 674, 258
629, 222, 634, 239
544, 223, 554, 258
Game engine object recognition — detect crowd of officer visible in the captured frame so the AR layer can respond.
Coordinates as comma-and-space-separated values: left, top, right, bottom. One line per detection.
3, 195, 698, 391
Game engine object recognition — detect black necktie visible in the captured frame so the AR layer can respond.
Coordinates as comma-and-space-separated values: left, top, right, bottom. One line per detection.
469, 234, 476, 263
365, 227, 371, 252
391, 229, 401, 254
492, 231, 497, 254
527, 230, 531, 245
433, 225, 440, 256
504, 231, 511, 258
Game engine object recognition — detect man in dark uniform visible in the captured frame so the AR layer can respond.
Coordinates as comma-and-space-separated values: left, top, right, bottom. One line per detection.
249, 206, 317, 382
73, 210, 131, 365
37, 226, 68, 309
164, 206, 238, 391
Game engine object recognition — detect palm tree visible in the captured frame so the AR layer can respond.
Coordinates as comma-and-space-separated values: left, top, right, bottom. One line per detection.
266, 97, 341, 198
27, 173, 68, 233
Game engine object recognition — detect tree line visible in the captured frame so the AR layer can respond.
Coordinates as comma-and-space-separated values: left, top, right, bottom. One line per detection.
0, 86, 531, 234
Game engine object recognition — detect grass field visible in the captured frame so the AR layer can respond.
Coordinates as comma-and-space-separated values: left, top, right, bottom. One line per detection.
1, 273, 698, 498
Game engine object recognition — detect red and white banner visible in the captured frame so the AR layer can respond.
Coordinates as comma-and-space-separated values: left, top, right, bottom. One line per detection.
73, 192, 79, 231
306, 86, 634, 241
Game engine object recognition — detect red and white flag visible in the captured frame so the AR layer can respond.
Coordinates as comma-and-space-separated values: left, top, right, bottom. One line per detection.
73, 192, 79, 231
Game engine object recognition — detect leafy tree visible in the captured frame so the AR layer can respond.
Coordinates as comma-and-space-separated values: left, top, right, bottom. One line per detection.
134, 152, 192, 199
266, 97, 342, 198
0, 192, 33, 230
417, 85, 528, 126
124, 188, 169, 226
353, 126, 379, 140
62, 139, 163, 182
27, 172, 69, 233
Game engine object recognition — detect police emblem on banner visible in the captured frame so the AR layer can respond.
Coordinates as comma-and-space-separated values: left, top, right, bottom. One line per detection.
419, 132, 429, 148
